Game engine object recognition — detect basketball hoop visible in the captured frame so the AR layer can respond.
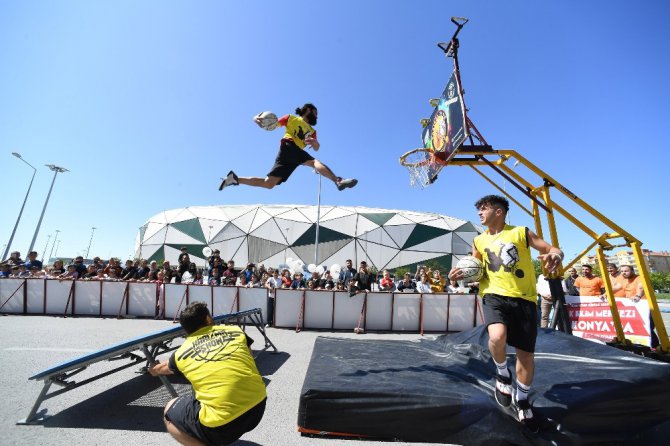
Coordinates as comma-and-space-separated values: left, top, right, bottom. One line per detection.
399, 148, 448, 189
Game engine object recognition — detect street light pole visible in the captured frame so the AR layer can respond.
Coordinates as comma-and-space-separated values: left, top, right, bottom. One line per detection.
41, 233, 52, 263
314, 172, 322, 265
48, 229, 61, 264
3, 153, 37, 261
27, 164, 68, 254
85, 227, 96, 259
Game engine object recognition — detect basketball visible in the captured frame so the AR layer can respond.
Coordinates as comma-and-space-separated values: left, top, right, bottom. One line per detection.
455, 256, 484, 282
255, 111, 278, 131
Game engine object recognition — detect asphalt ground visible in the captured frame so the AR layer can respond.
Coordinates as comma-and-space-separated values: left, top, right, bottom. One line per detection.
2, 311, 669, 446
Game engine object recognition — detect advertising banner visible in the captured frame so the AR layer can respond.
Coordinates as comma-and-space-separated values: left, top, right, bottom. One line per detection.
565, 296, 651, 346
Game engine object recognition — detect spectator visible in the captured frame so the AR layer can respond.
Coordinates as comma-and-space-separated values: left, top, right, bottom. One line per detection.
177, 247, 190, 278
30, 265, 46, 278
236, 273, 248, 287
181, 263, 198, 284
2, 251, 23, 267
338, 259, 356, 287
414, 264, 427, 282
92, 269, 107, 281
574, 265, 605, 297
24, 251, 43, 271
564, 267, 579, 296
615, 264, 658, 348
335, 281, 345, 291
606, 263, 626, 298
104, 258, 122, 277
378, 269, 395, 291
248, 274, 262, 288
256, 263, 267, 279
193, 270, 204, 285
265, 270, 282, 290
83, 264, 98, 279
121, 259, 138, 281
447, 279, 466, 293
416, 272, 433, 293
222, 260, 237, 286
396, 273, 417, 293
92, 257, 103, 270
208, 268, 221, 286
536, 274, 568, 328
207, 249, 222, 270
349, 260, 375, 292
291, 272, 306, 290
162, 261, 178, 284
16, 264, 31, 278
243, 263, 256, 283
9, 265, 20, 277
135, 259, 150, 280
106, 268, 120, 281
73, 256, 87, 278
280, 269, 292, 289
146, 260, 160, 281
429, 269, 446, 293
209, 257, 224, 278
148, 302, 266, 446
59, 264, 79, 280
320, 270, 335, 290
307, 271, 321, 289
50, 259, 66, 277
0, 264, 11, 278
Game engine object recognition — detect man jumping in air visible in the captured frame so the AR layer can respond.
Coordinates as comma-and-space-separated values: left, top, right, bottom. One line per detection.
449, 195, 563, 432
219, 103, 358, 191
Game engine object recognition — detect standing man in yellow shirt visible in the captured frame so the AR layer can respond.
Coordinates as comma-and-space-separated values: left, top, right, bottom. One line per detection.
449, 195, 563, 432
149, 302, 267, 445
219, 103, 357, 191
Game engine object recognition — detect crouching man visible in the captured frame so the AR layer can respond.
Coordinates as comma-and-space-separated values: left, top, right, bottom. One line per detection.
149, 301, 266, 445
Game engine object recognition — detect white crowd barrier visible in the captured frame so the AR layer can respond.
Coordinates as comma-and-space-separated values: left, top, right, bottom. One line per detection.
274, 289, 484, 333
1, 279, 485, 332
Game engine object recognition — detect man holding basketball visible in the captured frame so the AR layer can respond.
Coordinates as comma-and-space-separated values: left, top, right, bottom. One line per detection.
219, 103, 358, 191
448, 195, 563, 432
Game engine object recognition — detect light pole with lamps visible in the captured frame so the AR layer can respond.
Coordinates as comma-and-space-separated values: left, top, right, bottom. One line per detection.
41, 233, 52, 263
2, 153, 37, 261
27, 164, 69, 254
314, 172, 322, 265
48, 229, 61, 264
85, 227, 96, 259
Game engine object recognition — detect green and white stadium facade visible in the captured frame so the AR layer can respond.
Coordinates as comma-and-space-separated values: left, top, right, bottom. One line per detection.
134, 205, 481, 272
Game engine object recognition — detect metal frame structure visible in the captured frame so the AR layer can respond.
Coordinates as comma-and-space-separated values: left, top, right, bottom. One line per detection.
18, 308, 277, 424
408, 17, 669, 357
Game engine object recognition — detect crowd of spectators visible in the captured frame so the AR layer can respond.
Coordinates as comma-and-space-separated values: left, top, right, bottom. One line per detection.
0, 248, 478, 294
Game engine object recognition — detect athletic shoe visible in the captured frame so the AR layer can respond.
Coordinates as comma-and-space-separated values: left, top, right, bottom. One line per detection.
494, 373, 513, 408
219, 171, 239, 190
336, 177, 358, 191
513, 397, 540, 433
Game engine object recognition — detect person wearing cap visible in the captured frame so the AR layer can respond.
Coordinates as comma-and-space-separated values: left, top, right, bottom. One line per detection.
24, 251, 43, 271
1, 251, 23, 267
30, 265, 47, 278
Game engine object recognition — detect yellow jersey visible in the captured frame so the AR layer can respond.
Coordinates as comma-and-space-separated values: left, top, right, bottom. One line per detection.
473, 225, 537, 302
171, 325, 266, 428
278, 114, 316, 149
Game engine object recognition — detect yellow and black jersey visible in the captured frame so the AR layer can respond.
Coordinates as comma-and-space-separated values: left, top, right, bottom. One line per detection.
474, 225, 537, 302
277, 114, 316, 149
169, 325, 266, 428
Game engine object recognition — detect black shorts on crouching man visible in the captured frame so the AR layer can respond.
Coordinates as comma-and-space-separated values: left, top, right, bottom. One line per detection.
482, 293, 537, 353
166, 393, 266, 446
267, 139, 315, 185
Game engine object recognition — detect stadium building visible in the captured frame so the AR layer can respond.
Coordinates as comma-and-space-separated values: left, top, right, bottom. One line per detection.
134, 205, 480, 272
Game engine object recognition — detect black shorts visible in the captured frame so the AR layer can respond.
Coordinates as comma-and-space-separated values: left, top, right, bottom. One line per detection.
482, 293, 537, 353
165, 393, 266, 446
267, 139, 315, 184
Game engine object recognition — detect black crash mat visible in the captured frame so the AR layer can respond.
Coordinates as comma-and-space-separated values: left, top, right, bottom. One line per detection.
298, 326, 670, 445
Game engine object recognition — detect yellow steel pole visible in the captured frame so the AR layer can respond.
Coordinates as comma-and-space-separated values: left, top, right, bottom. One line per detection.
469, 166, 533, 217
630, 241, 670, 352
596, 246, 626, 343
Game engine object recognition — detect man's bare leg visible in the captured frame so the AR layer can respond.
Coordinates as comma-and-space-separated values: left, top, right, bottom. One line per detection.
237, 175, 281, 189
304, 159, 357, 190
514, 348, 535, 387
163, 398, 206, 446
487, 322, 508, 364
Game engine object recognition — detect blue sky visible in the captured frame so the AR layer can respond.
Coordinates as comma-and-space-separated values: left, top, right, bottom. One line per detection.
2, 1, 669, 263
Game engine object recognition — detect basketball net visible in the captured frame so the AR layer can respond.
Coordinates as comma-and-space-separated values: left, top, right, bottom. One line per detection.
399, 148, 448, 189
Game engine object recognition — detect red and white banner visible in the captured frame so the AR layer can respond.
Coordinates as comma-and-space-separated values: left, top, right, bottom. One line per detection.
565, 296, 651, 346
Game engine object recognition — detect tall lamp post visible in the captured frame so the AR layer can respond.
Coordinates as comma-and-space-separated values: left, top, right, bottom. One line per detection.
41, 233, 52, 263
3, 153, 37, 261
27, 164, 68, 254
48, 229, 61, 263
314, 172, 322, 265
85, 227, 96, 259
